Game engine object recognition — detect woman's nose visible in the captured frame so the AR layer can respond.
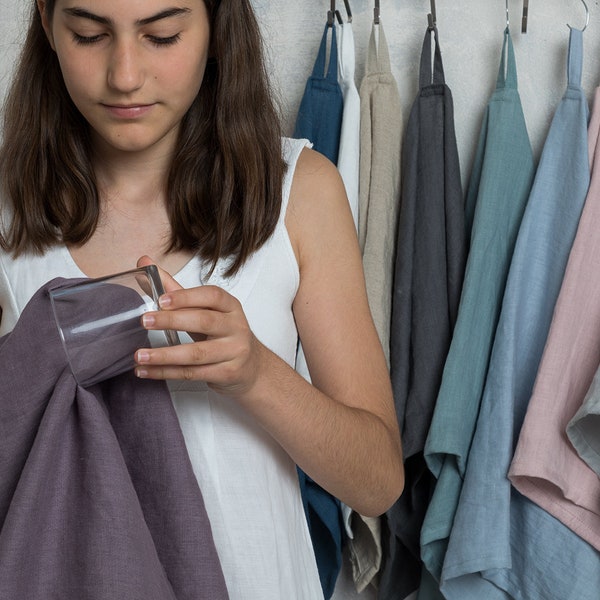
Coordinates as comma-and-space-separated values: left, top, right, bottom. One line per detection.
106, 39, 145, 93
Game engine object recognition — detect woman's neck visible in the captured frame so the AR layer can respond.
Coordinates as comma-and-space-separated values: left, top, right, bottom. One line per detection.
90, 131, 174, 205
71, 131, 198, 277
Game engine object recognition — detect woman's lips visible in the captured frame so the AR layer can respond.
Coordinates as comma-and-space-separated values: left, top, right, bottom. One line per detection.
103, 104, 154, 118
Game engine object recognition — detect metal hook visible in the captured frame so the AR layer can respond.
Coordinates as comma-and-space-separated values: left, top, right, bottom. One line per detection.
567, 0, 590, 32
505, 0, 510, 29
521, 0, 528, 33
374, 0, 380, 25
428, 0, 437, 28
343, 0, 353, 23
327, 0, 336, 26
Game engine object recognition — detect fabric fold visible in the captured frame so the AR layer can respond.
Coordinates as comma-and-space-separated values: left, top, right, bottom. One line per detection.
567, 368, 600, 476
420, 28, 535, 589
439, 27, 600, 600
336, 19, 360, 228
292, 23, 346, 600
348, 21, 403, 593
508, 42, 600, 550
0, 279, 229, 600
381, 24, 466, 600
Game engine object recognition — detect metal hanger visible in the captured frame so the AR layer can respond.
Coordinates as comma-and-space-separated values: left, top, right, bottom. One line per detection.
521, 0, 528, 33
567, 0, 590, 31
428, 0, 437, 28
327, 0, 343, 26
342, 0, 352, 23
505, 0, 510, 30
374, 0, 380, 25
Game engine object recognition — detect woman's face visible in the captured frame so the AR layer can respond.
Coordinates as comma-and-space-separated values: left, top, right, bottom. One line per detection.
38, 0, 210, 158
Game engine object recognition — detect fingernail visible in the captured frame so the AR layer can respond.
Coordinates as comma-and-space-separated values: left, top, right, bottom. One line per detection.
136, 350, 150, 363
135, 368, 148, 378
159, 295, 171, 308
142, 314, 156, 327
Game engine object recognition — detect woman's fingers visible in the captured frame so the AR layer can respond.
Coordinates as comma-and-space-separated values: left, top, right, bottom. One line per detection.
134, 336, 255, 390
135, 337, 231, 368
136, 254, 183, 294
157, 284, 239, 313
131, 261, 259, 393
141, 304, 236, 338
147, 286, 244, 345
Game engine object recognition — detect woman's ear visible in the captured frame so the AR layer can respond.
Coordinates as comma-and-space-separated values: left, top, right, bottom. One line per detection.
36, 0, 56, 51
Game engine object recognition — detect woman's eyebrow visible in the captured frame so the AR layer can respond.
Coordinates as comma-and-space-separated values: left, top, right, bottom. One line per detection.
63, 7, 111, 25
137, 7, 191, 26
62, 7, 191, 26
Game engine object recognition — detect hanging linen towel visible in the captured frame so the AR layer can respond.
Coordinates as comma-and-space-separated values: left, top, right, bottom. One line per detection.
0, 279, 229, 600
292, 23, 346, 600
338, 21, 402, 594
296, 467, 344, 600
567, 366, 600, 476
336, 19, 361, 228
441, 28, 600, 600
508, 59, 600, 552
381, 24, 466, 600
293, 23, 344, 164
419, 28, 535, 589
358, 22, 402, 364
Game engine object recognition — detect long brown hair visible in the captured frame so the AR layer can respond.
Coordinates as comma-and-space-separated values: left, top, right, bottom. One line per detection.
0, 0, 285, 276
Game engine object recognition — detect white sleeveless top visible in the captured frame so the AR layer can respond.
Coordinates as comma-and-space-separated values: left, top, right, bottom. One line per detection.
0, 137, 324, 600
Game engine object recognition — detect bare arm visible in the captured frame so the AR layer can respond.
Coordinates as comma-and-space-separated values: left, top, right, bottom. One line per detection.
281, 148, 404, 514
134, 149, 404, 516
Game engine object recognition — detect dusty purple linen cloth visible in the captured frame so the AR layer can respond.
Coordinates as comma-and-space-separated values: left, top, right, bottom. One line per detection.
0, 278, 229, 599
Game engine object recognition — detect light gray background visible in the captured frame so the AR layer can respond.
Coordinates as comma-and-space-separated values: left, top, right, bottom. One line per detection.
2, 1, 599, 599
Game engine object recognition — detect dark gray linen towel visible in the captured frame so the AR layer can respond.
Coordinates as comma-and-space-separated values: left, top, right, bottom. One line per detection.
382, 24, 466, 600
0, 278, 229, 599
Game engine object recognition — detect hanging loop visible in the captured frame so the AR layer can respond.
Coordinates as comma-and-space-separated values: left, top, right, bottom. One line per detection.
428, 0, 437, 28
567, 0, 590, 32
374, 0, 380, 24
505, 0, 510, 29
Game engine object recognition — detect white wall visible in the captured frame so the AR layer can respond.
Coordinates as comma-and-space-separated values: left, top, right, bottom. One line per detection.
0, 0, 27, 95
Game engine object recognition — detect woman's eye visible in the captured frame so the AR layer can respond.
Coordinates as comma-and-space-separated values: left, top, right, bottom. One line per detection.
70, 32, 181, 47
147, 33, 181, 47
72, 32, 105, 45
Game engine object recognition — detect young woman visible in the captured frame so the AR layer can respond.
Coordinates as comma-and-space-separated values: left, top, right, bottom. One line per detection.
0, 0, 404, 597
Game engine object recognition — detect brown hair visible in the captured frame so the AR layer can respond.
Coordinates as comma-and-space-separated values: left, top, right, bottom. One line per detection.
0, 0, 285, 276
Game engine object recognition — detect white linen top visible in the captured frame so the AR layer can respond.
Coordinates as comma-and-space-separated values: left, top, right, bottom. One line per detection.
0, 137, 324, 600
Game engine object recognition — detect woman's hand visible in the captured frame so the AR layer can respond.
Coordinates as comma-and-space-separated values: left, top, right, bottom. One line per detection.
134, 255, 265, 399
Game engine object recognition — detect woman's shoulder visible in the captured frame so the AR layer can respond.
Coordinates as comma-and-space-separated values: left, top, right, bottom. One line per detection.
285, 144, 355, 266
288, 145, 350, 222
280, 137, 347, 228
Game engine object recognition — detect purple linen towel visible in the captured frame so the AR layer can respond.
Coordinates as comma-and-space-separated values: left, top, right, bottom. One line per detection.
0, 278, 229, 600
